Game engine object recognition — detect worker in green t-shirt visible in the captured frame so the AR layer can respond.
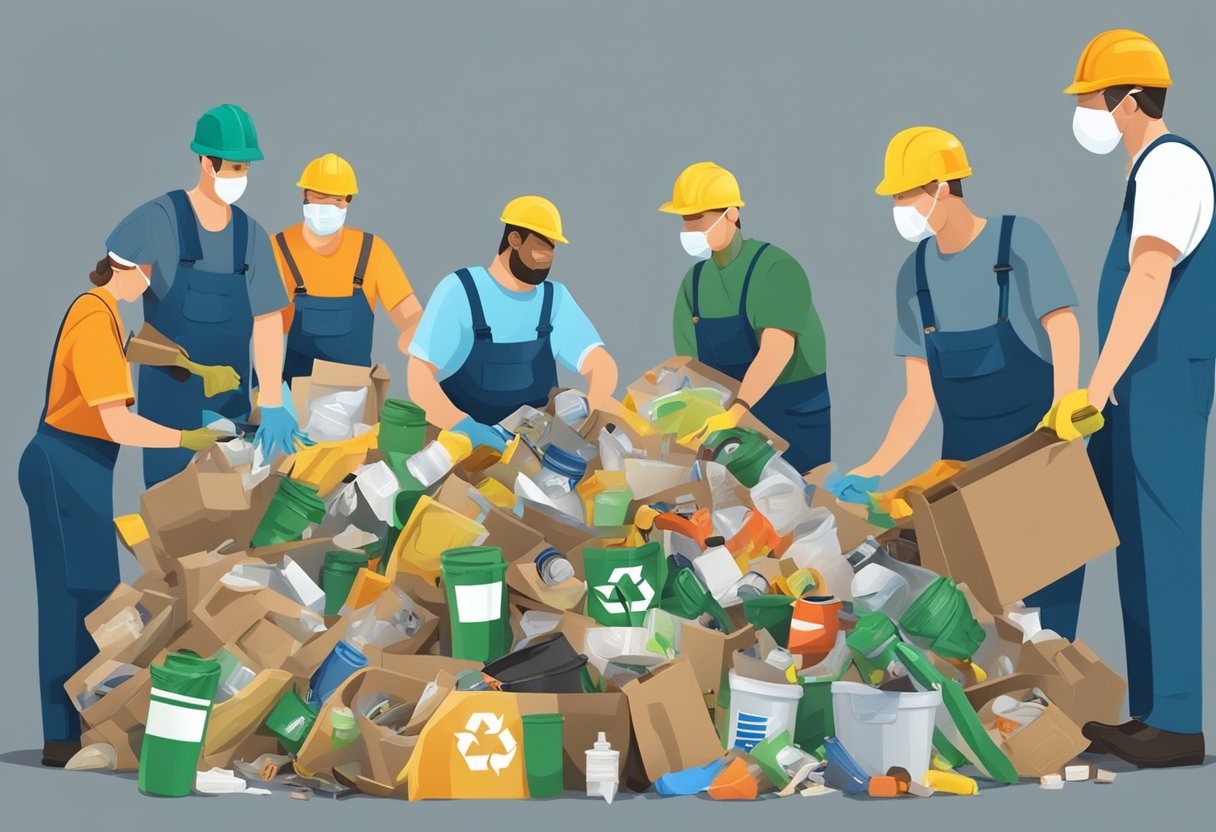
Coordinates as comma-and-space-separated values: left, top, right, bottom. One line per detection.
662, 162, 830, 472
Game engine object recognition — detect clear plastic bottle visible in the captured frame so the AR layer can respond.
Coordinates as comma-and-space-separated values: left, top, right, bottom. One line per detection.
598, 424, 636, 471
535, 547, 576, 586
532, 445, 588, 499
405, 430, 474, 488
585, 731, 619, 804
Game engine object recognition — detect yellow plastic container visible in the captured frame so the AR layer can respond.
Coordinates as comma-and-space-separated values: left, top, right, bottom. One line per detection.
475, 477, 516, 510
576, 470, 629, 524
290, 429, 378, 496
347, 567, 392, 610
922, 770, 979, 795
387, 495, 489, 583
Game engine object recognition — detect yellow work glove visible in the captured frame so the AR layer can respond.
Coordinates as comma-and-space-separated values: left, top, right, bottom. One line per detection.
678, 402, 748, 450
176, 355, 241, 398
1039, 389, 1105, 441
179, 427, 226, 451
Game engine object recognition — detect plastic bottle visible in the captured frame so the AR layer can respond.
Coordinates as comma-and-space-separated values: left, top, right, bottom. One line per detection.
597, 424, 636, 471
534, 547, 576, 586
404, 430, 474, 488
585, 731, 619, 804
532, 446, 588, 499
764, 647, 798, 683
554, 390, 590, 425
846, 537, 938, 600
330, 706, 359, 749
693, 536, 744, 601
499, 405, 553, 446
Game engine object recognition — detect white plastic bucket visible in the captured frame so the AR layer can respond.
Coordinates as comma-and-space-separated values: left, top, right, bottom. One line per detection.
830, 681, 941, 781
584, 627, 665, 674
727, 670, 805, 752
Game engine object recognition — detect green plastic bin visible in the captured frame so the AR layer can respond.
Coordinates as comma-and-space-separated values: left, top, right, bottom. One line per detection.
264, 689, 318, 757
441, 546, 510, 663
378, 399, 428, 456
322, 550, 370, 615
138, 652, 221, 796
583, 542, 665, 626
522, 713, 564, 797
900, 576, 986, 661
251, 479, 326, 548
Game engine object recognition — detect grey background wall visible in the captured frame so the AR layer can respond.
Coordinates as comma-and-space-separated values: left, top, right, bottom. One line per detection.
1, 1, 1213, 827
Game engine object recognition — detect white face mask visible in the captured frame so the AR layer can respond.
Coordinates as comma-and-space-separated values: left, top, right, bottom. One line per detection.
680, 210, 731, 258
210, 169, 248, 204
892, 187, 941, 243
302, 203, 347, 236
1072, 89, 1136, 155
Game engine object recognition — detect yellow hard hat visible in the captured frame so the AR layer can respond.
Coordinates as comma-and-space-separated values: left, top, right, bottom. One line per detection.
659, 162, 745, 215
1063, 29, 1172, 94
500, 195, 568, 244
297, 153, 359, 196
875, 127, 973, 196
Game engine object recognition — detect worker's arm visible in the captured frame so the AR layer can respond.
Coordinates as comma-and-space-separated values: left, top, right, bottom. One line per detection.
737, 328, 795, 408
407, 356, 466, 429
851, 357, 936, 477
1041, 307, 1081, 402
251, 312, 286, 407
1087, 237, 1177, 407
579, 345, 619, 415
388, 295, 424, 357
97, 401, 182, 448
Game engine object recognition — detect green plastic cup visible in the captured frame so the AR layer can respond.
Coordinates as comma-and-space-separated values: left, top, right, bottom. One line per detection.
322, 550, 370, 615
900, 576, 985, 660
441, 547, 510, 663
379, 399, 428, 456
742, 594, 795, 648
139, 653, 221, 796
593, 490, 632, 526
702, 428, 777, 488
522, 713, 564, 797
264, 689, 318, 757
583, 542, 665, 626
251, 479, 326, 548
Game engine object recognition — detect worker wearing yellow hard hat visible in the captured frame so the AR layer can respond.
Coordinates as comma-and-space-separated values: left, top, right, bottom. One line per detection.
1058, 30, 1213, 768
270, 153, 422, 381
661, 162, 831, 473
407, 196, 623, 451
836, 126, 1084, 633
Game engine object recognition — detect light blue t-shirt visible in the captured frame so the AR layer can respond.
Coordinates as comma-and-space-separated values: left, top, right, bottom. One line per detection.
105, 194, 288, 318
894, 215, 1078, 362
409, 266, 604, 379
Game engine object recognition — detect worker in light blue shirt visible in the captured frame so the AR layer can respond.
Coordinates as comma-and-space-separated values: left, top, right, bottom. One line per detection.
407, 196, 622, 450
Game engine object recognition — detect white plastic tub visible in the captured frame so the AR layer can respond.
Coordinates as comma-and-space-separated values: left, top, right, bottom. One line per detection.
727, 671, 805, 752
830, 681, 942, 781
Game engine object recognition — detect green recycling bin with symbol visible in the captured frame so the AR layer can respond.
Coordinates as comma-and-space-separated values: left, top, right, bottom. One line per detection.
583, 542, 666, 627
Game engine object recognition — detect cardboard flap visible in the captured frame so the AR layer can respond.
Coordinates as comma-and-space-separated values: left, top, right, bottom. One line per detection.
941, 430, 1061, 491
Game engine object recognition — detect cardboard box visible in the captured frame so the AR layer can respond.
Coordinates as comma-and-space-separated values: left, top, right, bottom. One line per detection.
483, 507, 548, 564
516, 691, 632, 790
966, 674, 1089, 777
175, 548, 257, 619
680, 621, 757, 711
201, 668, 293, 768
622, 658, 725, 784
902, 430, 1119, 612
179, 583, 315, 659
1016, 638, 1126, 726
291, 360, 391, 429
506, 561, 586, 612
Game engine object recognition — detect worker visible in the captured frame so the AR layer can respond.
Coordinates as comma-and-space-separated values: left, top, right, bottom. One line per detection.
272, 153, 422, 381
18, 256, 223, 766
663, 162, 831, 472
835, 127, 1085, 638
1053, 30, 1212, 768
105, 104, 298, 488
407, 196, 620, 449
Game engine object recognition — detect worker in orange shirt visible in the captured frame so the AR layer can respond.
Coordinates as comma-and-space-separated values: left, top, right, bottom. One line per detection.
271, 154, 422, 381
18, 256, 223, 767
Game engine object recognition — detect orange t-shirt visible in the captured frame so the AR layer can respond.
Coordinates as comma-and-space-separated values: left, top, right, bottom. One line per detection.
43, 289, 135, 441
271, 224, 413, 332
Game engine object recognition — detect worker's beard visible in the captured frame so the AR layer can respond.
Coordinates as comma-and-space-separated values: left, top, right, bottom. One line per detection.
509, 249, 550, 285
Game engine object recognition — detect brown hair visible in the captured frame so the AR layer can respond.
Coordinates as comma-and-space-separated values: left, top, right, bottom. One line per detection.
1104, 85, 1167, 119
89, 256, 115, 287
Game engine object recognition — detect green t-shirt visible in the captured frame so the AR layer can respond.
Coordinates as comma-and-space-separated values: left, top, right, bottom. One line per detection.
673, 234, 827, 385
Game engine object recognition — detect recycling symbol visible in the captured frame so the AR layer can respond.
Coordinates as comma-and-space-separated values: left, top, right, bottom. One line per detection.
594, 565, 655, 615
454, 712, 518, 775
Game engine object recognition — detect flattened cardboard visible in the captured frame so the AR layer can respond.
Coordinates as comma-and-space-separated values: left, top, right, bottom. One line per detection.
622, 658, 725, 784
483, 506, 548, 564
966, 674, 1089, 777
1016, 638, 1126, 726
175, 548, 257, 619
680, 621, 757, 710
185, 583, 311, 659
202, 669, 293, 767
506, 561, 587, 612
236, 619, 300, 670
904, 430, 1118, 612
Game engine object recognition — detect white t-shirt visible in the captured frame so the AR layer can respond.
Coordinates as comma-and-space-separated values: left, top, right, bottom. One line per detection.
1130, 140, 1215, 263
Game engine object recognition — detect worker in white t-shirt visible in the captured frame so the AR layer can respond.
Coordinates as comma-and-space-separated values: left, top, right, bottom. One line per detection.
1049, 29, 1214, 769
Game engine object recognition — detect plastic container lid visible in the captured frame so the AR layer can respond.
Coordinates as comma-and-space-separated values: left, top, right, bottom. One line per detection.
541, 445, 587, 480
705, 535, 726, 547
330, 706, 357, 730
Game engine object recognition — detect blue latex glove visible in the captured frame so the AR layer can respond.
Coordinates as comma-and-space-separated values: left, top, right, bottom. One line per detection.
654, 758, 728, 796
832, 473, 881, 505
255, 405, 304, 461
451, 416, 508, 453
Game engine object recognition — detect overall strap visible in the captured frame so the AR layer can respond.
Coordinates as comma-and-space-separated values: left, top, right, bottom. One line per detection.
230, 205, 249, 274
40, 294, 122, 423
994, 215, 1015, 323
914, 238, 937, 333
455, 268, 492, 342
166, 190, 203, 267
737, 242, 772, 318
275, 232, 307, 296
536, 281, 555, 336
353, 232, 375, 289
691, 259, 707, 321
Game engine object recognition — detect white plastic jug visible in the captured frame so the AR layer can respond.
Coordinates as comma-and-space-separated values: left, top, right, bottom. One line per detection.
830, 681, 942, 781
851, 564, 911, 618
727, 671, 805, 752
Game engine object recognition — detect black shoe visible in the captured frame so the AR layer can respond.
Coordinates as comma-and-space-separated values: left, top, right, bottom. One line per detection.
1082, 719, 1149, 755
42, 740, 81, 768
1084, 722, 1205, 768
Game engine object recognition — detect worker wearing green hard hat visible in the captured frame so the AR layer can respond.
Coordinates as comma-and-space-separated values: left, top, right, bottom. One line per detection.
105, 104, 301, 487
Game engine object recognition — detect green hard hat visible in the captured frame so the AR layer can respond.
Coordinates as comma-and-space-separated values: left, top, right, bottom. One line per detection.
189, 103, 263, 162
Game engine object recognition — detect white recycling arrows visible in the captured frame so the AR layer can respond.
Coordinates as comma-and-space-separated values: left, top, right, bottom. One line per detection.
594, 565, 655, 615
454, 712, 518, 775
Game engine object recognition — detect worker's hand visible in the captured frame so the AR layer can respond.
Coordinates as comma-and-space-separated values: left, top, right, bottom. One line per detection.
179, 427, 226, 452
832, 473, 881, 505
1041, 389, 1105, 442
451, 416, 508, 453
255, 405, 305, 461
187, 360, 242, 398
678, 403, 747, 450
